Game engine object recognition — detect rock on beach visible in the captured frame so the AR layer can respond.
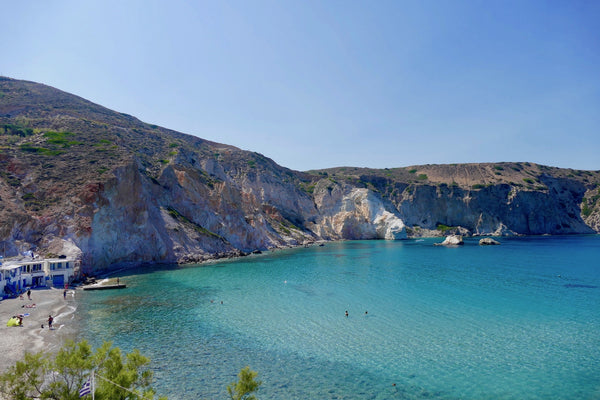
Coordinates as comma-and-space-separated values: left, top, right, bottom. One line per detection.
0, 288, 79, 373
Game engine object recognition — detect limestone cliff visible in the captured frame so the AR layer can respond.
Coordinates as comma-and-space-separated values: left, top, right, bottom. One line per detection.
310, 181, 406, 240
330, 165, 599, 237
1, 77, 598, 273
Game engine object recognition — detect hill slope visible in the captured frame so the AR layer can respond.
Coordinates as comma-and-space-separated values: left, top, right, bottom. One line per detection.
1, 77, 599, 273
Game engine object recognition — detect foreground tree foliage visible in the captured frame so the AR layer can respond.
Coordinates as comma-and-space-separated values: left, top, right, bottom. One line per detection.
0, 340, 165, 400
227, 366, 262, 400
0, 340, 262, 400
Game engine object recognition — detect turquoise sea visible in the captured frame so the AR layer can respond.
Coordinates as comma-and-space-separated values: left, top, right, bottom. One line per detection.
76, 236, 600, 400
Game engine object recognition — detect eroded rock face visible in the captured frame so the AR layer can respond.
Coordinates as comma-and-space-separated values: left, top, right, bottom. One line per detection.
79, 160, 321, 270
394, 182, 594, 236
311, 184, 406, 240
70, 171, 598, 271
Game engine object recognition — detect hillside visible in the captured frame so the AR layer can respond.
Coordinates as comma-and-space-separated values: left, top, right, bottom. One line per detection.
1, 77, 599, 273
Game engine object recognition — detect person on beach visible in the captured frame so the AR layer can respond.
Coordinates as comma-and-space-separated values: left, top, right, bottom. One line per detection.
27, 289, 31, 300
63, 289, 67, 299
47, 315, 53, 330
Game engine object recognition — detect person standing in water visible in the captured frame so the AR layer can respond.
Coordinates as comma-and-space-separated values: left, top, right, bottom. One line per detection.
47, 315, 53, 329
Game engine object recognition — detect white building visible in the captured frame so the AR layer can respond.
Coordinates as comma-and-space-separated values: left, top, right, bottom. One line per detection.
44, 258, 77, 287
0, 263, 25, 297
1, 257, 78, 298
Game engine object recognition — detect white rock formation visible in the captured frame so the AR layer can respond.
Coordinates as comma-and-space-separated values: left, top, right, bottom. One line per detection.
312, 185, 407, 240
435, 235, 464, 246
479, 238, 501, 245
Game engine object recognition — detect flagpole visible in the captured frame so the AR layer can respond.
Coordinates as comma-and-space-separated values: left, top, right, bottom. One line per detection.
92, 370, 95, 400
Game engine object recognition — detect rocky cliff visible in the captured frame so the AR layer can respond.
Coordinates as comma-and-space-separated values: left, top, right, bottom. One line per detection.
1, 77, 599, 273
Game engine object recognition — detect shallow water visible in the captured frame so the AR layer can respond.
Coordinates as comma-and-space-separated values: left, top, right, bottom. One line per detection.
77, 236, 600, 399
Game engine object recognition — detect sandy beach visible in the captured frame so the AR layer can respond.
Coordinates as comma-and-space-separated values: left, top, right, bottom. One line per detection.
0, 287, 79, 373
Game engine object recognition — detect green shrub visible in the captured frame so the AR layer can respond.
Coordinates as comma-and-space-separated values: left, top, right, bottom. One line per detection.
44, 130, 73, 139
472, 184, 485, 189
2, 124, 33, 136
19, 143, 41, 153
6, 175, 20, 187
436, 224, 454, 233
227, 366, 262, 400
582, 203, 592, 218
301, 183, 315, 194
19, 143, 64, 156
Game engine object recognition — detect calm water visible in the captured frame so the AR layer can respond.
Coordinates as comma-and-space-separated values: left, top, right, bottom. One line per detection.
76, 236, 600, 399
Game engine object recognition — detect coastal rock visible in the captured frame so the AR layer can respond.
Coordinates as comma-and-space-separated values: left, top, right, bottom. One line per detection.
479, 238, 501, 245
435, 235, 464, 246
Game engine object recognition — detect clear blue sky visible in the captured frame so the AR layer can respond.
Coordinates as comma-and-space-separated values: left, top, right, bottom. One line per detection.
2, 0, 599, 171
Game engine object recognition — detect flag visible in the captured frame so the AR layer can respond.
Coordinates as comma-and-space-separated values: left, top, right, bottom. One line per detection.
79, 377, 92, 397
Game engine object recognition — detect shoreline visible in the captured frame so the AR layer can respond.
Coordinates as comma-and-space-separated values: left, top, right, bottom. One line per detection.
85, 233, 600, 279
0, 287, 79, 373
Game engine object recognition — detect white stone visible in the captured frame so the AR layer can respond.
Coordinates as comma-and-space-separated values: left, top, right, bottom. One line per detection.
436, 235, 464, 246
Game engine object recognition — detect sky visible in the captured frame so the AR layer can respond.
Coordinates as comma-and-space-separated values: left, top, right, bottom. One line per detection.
2, 0, 599, 171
